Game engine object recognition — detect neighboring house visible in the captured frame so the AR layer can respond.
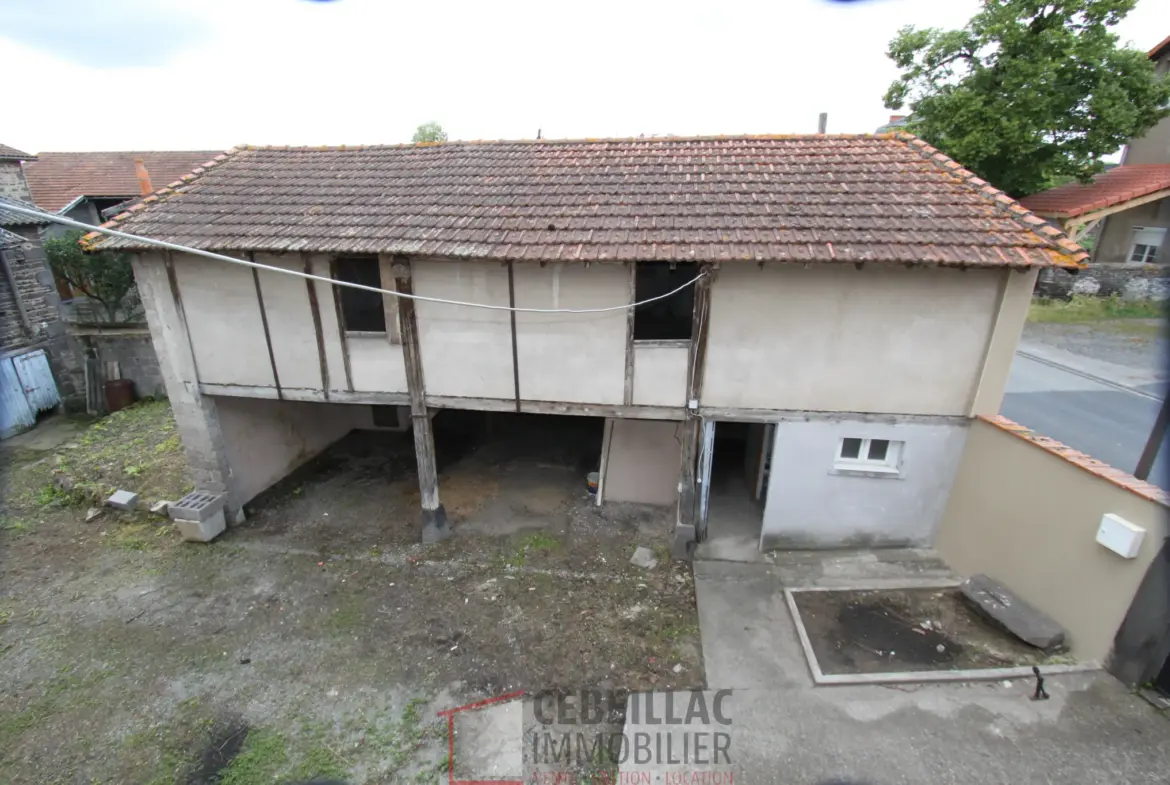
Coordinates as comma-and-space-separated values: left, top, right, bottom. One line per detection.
0, 145, 70, 435
86, 134, 1085, 554
8, 149, 216, 407
24, 150, 219, 228
1022, 35, 1170, 265
874, 114, 909, 133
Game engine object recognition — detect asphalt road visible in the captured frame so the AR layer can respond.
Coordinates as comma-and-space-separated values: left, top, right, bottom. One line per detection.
1002, 353, 1169, 489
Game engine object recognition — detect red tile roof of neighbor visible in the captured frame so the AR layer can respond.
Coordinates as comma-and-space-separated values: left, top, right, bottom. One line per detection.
24, 150, 220, 212
1019, 164, 1170, 219
86, 133, 1086, 269
1149, 33, 1170, 61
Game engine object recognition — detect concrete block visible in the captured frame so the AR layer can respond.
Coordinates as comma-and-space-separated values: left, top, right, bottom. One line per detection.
175, 511, 226, 543
960, 574, 1066, 652
107, 489, 139, 510
150, 500, 172, 516
169, 490, 225, 522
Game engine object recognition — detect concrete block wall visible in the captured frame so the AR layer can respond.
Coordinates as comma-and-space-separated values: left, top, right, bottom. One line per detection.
215, 396, 370, 505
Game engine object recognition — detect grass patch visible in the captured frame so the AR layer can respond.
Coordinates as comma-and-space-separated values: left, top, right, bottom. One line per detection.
0, 666, 114, 754
2, 400, 188, 524
503, 530, 564, 567
327, 593, 364, 635
218, 728, 290, 785
1029, 294, 1168, 323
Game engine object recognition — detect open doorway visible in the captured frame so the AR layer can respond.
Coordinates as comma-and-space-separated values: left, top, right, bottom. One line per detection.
701, 421, 772, 555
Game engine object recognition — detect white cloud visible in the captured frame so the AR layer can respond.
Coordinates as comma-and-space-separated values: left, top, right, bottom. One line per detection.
1, 0, 1166, 152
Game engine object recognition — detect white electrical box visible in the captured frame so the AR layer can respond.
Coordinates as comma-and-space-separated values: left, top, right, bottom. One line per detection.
1095, 513, 1145, 559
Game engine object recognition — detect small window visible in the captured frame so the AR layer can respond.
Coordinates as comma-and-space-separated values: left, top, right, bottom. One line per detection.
834, 438, 903, 475
1130, 244, 1159, 264
1129, 227, 1165, 265
633, 262, 697, 341
334, 256, 386, 332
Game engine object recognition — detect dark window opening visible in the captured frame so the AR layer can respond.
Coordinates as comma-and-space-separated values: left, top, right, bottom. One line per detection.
633, 262, 697, 341
334, 256, 385, 332
371, 405, 401, 428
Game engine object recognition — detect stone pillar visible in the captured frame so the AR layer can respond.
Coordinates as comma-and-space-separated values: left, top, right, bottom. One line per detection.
387, 255, 450, 543
132, 252, 242, 520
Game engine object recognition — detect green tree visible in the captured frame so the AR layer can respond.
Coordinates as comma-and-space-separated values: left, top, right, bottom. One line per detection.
884, 0, 1170, 197
411, 122, 448, 143
43, 230, 138, 323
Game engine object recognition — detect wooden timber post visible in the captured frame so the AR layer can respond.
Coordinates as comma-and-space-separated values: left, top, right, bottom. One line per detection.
389, 255, 450, 542
673, 264, 713, 559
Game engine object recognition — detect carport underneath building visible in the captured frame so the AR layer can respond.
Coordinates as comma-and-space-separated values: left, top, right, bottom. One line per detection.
215, 398, 684, 546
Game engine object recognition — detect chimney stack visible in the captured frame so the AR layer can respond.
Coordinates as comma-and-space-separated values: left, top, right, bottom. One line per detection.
134, 158, 153, 195
817, 113, 828, 134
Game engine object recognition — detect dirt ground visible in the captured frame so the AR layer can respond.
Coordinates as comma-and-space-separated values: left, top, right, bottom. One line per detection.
792, 587, 1063, 675
0, 405, 702, 784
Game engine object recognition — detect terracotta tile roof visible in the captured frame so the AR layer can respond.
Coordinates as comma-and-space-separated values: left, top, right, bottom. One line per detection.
0, 143, 35, 161
1150, 33, 1170, 61
24, 150, 220, 212
981, 415, 1170, 507
0, 197, 50, 228
86, 134, 1086, 269
1020, 164, 1170, 219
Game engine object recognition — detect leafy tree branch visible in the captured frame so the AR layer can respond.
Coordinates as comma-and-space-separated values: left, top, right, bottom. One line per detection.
884, 0, 1170, 197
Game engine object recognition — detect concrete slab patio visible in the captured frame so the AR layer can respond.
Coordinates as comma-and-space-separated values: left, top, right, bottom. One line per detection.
667, 557, 1170, 785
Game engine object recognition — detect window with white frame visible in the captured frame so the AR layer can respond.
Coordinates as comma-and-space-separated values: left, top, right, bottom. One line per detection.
1129, 227, 1166, 264
834, 437, 903, 474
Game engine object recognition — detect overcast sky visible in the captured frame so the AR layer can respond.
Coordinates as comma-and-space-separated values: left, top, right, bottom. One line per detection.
1, 0, 1166, 153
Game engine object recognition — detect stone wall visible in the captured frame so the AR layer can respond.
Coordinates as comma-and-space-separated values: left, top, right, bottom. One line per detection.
1035, 263, 1170, 301
67, 331, 166, 402
0, 160, 32, 202
0, 230, 79, 406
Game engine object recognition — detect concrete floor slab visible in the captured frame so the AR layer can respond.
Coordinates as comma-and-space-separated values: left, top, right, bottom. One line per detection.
690, 559, 1170, 785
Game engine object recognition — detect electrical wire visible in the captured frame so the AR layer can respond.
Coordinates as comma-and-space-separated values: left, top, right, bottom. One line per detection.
0, 200, 705, 314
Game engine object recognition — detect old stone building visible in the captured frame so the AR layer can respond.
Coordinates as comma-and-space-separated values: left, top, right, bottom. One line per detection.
0, 146, 76, 430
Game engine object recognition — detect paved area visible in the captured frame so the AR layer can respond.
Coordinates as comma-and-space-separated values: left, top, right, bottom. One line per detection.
1004, 350, 1169, 487
620, 556, 1170, 785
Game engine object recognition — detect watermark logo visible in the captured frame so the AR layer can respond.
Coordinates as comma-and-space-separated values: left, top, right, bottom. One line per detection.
441, 689, 734, 785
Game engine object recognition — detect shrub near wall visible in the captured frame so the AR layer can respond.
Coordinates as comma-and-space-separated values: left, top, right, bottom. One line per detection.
1036, 264, 1170, 301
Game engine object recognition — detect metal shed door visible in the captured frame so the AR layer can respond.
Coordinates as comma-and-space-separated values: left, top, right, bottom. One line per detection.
14, 350, 60, 412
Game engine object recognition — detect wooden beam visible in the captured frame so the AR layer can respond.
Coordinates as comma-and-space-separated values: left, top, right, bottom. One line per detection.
1063, 217, 1102, 244
597, 418, 615, 507
1055, 187, 1170, 232
163, 251, 201, 382
427, 394, 683, 420
328, 258, 355, 392
674, 265, 713, 557
303, 253, 331, 398
507, 260, 522, 412
377, 255, 402, 344
392, 255, 450, 542
1135, 393, 1170, 482
624, 263, 637, 405
250, 256, 283, 401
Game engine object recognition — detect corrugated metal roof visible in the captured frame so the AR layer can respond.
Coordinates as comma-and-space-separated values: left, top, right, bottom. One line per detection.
0, 198, 49, 228
0, 143, 35, 161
